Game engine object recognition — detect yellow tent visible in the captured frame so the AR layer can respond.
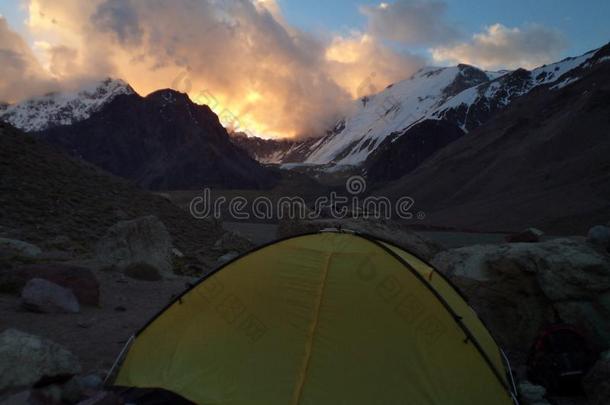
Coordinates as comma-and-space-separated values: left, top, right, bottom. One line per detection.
113, 231, 517, 404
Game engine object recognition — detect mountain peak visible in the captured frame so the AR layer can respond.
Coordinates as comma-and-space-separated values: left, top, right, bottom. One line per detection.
0, 77, 135, 132
146, 88, 192, 104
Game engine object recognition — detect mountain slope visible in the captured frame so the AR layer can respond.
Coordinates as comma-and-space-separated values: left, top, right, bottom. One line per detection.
365, 120, 465, 183
304, 64, 491, 166
0, 79, 134, 132
0, 122, 222, 254
297, 47, 601, 169
379, 45, 610, 233
37, 89, 279, 190
229, 132, 321, 164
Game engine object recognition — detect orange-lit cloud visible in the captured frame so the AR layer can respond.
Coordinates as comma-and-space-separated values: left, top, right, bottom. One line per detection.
1, 0, 425, 138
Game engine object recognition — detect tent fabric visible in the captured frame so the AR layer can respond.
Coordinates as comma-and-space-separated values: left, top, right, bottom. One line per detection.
114, 231, 516, 404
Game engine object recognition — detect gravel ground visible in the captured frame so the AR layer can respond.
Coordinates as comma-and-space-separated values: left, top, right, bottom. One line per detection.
0, 269, 194, 375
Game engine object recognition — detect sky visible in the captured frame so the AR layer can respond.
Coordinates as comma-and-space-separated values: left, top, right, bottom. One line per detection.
280, 0, 610, 58
0, 0, 608, 139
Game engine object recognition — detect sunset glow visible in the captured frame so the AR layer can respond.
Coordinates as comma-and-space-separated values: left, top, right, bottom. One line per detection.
0, 0, 427, 139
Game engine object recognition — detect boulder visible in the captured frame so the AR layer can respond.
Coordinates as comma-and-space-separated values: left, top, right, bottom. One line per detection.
60, 374, 105, 403
124, 262, 162, 281
213, 232, 254, 254
588, 225, 610, 251
0, 329, 81, 392
518, 381, 549, 405
8, 263, 100, 306
42, 235, 73, 251
1, 391, 32, 404
21, 278, 80, 314
432, 238, 610, 351
96, 216, 174, 278
0, 238, 42, 258
583, 351, 610, 405
172, 248, 185, 258
278, 218, 443, 261
506, 228, 544, 243
76, 391, 123, 405
217, 252, 239, 265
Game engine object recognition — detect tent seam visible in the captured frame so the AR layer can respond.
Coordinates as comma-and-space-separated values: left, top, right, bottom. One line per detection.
291, 251, 333, 405
360, 235, 513, 398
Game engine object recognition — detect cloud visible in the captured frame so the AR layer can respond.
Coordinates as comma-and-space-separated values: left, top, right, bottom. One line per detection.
7, 0, 425, 138
325, 32, 425, 98
431, 23, 568, 70
360, 0, 460, 46
91, 0, 143, 46
0, 17, 58, 102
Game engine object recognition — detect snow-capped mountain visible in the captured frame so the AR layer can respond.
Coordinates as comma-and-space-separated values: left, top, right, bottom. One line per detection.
299, 46, 602, 168
0, 78, 135, 132
37, 88, 279, 190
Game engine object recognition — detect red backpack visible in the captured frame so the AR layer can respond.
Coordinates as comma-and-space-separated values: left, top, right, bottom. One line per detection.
527, 324, 598, 395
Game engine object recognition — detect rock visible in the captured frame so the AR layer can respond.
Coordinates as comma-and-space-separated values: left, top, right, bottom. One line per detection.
152, 192, 173, 203
0, 238, 42, 258
217, 252, 239, 265
583, 351, 610, 405
213, 232, 254, 254
113, 208, 129, 221
506, 228, 545, 243
277, 218, 443, 261
518, 381, 549, 405
42, 235, 73, 251
61, 375, 102, 404
587, 225, 610, 251
76, 375, 103, 391
172, 248, 184, 258
38, 251, 75, 262
432, 238, 610, 351
0, 329, 81, 392
77, 318, 97, 329
11, 263, 100, 306
1, 391, 32, 404
76, 391, 123, 405
21, 278, 80, 314
124, 262, 162, 281
31, 384, 62, 404
96, 216, 174, 278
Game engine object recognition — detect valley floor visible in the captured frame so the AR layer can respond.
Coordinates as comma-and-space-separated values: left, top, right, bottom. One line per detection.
0, 270, 192, 375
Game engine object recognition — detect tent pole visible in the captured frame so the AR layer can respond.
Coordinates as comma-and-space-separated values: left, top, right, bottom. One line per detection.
104, 335, 136, 387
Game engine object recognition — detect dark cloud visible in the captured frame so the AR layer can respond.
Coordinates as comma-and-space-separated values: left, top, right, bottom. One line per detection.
91, 0, 143, 46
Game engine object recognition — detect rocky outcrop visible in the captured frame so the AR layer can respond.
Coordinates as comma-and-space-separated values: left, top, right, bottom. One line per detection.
584, 351, 610, 405
0, 329, 81, 392
0, 238, 41, 258
213, 232, 254, 254
588, 225, 610, 252
96, 216, 173, 278
432, 238, 610, 351
21, 278, 80, 314
278, 218, 443, 261
506, 228, 544, 243
517, 381, 550, 405
7, 263, 100, 306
